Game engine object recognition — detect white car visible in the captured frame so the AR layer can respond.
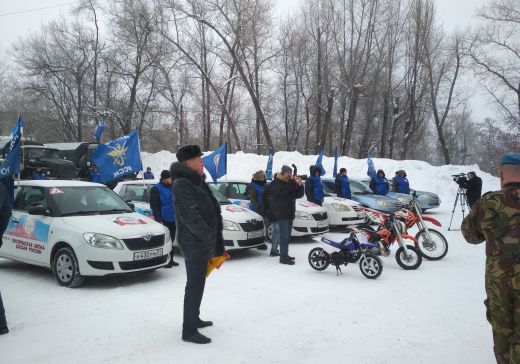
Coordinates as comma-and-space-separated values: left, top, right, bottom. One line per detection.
0, 180, 173, 288
211, 181, 330, 240
320, 196, 367, 227
113, 180, 267, 251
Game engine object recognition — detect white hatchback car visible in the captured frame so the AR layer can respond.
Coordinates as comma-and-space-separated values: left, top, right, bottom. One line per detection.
0, 180, 172, 287
113, 180, 267, 251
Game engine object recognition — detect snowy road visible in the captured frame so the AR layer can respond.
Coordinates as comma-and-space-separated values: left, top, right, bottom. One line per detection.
0, 205, 494, 364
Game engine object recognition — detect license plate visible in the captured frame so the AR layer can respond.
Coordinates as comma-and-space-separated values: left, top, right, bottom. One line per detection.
247, 230, 264, 239
133, 248, 163, 261
317, 221, 328, 228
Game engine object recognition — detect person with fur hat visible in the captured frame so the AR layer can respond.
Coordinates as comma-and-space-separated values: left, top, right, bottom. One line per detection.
369, 169, 389, 196
269, 165, 304, 265
305, 165, 325, 206
149, 170, 179, 268
248, 170, 266, 214
170, 145, 225, 344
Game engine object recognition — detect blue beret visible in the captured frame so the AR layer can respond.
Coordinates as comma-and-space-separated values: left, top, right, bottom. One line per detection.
501, 153, 520, 165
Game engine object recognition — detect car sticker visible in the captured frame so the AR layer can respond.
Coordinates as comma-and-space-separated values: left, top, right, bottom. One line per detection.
6, 214, 50, 243
231, 200, 252, 210
113, 216, 147, 226
298, 201, 318, 208
226, 205, 248, 213
49, 187, 64, 195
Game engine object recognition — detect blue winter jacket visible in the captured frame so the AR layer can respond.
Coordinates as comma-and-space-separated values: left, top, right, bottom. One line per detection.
370, 175, 389, 196
395, 176, 410, 194
153, 182, 175, 222
335, 175, 352, 199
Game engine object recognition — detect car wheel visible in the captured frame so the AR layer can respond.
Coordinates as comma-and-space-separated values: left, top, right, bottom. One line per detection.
52, 247, 85, 288
266, 224, 274, 242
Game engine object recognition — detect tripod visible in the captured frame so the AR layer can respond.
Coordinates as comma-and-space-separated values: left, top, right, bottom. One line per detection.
448, 187, 469, 231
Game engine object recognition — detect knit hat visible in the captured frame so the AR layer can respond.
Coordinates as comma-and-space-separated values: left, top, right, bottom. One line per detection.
160, 170, 171, 180
281, 165, 292, 174
502, 153, 520, 165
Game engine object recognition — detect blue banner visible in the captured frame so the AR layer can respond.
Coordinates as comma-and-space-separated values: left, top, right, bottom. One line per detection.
333, 146, 339, 178
367, 155, 376, 178
266, 148, 273, 181
0, 116, 24, 179
92, 130, 143, 183
315, 149, 326, 176
203, 143, 227, 183
92, 118, 105, 142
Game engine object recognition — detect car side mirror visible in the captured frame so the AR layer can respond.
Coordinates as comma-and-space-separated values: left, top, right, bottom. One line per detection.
28, 205, 47, 216
127, 202, 135, 211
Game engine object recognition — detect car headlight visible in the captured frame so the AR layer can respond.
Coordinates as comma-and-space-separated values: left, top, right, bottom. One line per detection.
83, 233, 124, 250
295, 211, 312, 220
223, 220, 240, 231
376, 199, 392, 208
331, 203, 351, 212
164, 226, 171, 243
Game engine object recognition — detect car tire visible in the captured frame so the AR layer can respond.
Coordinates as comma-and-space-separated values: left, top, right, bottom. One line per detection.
52, 247, 85, 288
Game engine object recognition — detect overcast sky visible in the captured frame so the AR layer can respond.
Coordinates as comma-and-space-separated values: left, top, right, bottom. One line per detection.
0, 0, 493, 119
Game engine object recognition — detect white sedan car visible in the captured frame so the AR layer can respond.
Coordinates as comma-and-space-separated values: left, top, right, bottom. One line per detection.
211, 181, 330, 240
113, 180, 267, 251
0, 180, 173, 287
320, 196, 367, 227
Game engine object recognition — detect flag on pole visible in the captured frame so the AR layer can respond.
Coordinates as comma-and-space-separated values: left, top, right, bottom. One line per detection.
92, 118, 105, 142
315, 149, 326, 176
367, 155, 376, 178
333, 146, 339, 178
0, 116, 24, 179
92, 130, 143, 183
203, 143, 227, 184
265, 148, 274, 181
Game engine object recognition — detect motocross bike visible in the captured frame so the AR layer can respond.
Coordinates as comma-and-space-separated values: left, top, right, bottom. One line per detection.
308, 230, 383, 279
357, 211, 423, 270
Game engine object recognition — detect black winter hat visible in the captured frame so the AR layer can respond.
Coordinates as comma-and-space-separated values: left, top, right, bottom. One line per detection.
176, 144, 203, 163
160, 170, 171, 180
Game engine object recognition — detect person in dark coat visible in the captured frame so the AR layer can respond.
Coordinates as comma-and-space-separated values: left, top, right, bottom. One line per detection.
369, 169, 389, 196
262, 174, 280, 257
149, 170, 179, 268
144, 167, 155, 180
457, 171, 483, 208
171, 145, 225, 345
0, 178, 12, 335
269, 165, 304, 265
335, 168, 352, 199
248, 170, 266, 214
305, 165, 325, 206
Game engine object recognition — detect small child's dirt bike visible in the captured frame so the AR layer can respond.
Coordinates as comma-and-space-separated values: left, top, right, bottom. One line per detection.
358, 211, 423, 270
308, 231, 383, 279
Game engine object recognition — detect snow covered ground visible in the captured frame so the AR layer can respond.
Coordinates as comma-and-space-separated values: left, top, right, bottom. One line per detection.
0, 152, 501, 363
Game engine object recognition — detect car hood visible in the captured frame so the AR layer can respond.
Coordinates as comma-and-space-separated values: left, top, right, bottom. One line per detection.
60, 213, 165, 239
323, 196, 361, 207
296, 199, 327, 213
221, 204, 263, 223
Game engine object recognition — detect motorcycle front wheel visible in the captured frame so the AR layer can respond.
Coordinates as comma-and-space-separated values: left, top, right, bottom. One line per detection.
395, 245, 422, 270
416, 228, 448, 261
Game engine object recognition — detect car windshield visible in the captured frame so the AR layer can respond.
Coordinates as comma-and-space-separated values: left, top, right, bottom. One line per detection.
123, 184, 150, 202
27, 148, 61, 159
350, 180, 373, 195
47, 186, 133, 216
323, 181, 335, 194
207, 184, 232, 204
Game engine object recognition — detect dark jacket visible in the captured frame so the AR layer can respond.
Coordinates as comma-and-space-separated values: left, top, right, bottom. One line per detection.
262, 182, 276, 222
269, 174, 305, 220
150, 183, 175, 223
459, 176, 483, 207
143, 171, 155, 180
335, 174, 352, 199
248, 179, 266, 214
170, 162, 224, 259
305, 166, 325, 205
0, 180, 12, 216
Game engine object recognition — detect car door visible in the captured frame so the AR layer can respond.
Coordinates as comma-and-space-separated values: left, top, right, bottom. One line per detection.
8, 186, 52, 265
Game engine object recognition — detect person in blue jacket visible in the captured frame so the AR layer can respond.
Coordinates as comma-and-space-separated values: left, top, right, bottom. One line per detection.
248, 170, 266, 214
143, 167, 155, 180
394, 170, 410, 194
305, 165, 325, 205
89, 165, 101, 183
334, 168, 352, 199
150, 170, 179, 268
32, 167, 46, 180
369, 169, 389, 196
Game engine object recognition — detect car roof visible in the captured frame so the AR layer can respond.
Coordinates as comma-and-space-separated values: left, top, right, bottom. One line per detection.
44, 142, 89, 150
117, 179, 159, 186
22, 145, 57, 150
16, 180, 105, 188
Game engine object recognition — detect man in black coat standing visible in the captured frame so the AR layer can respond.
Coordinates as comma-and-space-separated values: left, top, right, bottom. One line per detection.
0, 178, 12, 335
171, 145, 225, 345
457, 171, 483, 208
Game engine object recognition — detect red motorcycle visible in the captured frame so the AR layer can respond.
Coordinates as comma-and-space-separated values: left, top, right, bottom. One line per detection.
357, 211, 422, 270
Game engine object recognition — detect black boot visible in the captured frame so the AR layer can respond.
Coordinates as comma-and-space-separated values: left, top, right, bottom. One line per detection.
270, 250, 280, 257
198, 319, 213, 328
280, 257, 295, 265
182, 330, 211, 344
0, 328, 9, 335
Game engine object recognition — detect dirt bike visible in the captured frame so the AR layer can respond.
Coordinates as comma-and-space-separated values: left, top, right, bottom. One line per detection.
364, 193, 448, 261
308, 231, 383, 279
358, 211, 423, 270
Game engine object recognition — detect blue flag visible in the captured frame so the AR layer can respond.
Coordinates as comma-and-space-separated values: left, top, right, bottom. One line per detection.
333, 146, 339, 178
203, 142, 227, 183
315, 149, 326, 176
0, 116, 24, 179
266, 148, 274, 181
92, 130, 143, 183
367, 155, 376, 178
92, 118, 105, 142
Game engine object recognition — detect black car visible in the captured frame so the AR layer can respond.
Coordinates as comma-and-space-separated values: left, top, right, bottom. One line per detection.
20, 145, 77, 180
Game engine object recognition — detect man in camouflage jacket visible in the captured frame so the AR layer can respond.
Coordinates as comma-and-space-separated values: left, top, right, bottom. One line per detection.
462, 153, 520, 364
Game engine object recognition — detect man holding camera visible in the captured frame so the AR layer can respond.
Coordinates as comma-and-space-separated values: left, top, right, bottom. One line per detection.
461, 153, 520, 364
455, 171, 482, 208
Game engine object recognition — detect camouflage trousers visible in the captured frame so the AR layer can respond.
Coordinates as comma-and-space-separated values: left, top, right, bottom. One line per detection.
485, 257, 520, 364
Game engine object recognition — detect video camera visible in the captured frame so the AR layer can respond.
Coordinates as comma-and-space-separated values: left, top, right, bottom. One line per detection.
451, 172, 467, 183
